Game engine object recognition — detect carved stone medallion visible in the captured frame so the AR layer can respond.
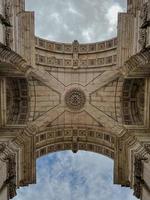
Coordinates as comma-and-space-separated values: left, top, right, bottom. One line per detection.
65, 88, 86, 110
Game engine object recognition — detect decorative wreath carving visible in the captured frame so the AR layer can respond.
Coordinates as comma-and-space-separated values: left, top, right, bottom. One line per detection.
65, 88, 86, 110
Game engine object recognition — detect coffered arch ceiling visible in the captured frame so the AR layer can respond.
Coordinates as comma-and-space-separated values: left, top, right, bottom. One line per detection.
35, 126, 115, 159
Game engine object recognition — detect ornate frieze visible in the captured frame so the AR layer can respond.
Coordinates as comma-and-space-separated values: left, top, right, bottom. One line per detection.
35, 37, 117, 54
36, 54, 116, 68
36, 127, 115, 159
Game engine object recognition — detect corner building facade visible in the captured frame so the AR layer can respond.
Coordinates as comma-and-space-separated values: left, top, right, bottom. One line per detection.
0, 0, 150, 199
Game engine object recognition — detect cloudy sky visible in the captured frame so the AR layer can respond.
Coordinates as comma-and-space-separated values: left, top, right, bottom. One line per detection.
13, 1, 137, 200
25, 0, 127, 43
13, 151, 137, 200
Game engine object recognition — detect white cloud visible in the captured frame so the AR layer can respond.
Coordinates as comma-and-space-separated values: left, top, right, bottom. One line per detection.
68, 6, 82, 17
50, 13, 61, 23
105, 4, 124, 33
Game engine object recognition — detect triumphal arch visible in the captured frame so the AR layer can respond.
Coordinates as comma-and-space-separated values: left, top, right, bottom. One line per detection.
0, 0, 150, 199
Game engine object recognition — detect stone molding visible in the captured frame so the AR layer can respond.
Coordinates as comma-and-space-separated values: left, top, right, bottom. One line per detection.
122, 49, 150, 77
0, 43, 30, 73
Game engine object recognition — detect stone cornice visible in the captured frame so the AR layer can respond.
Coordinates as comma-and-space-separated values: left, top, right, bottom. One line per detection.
122, 49, 150, 78
0, 43, 30, 73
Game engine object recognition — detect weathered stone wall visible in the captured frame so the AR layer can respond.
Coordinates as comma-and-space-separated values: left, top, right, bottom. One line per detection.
0, 0, 5, 44
118, 0, 150, 68
16, 11, 35, 66
142, 161, 150, 199
0, 0, 35, 66
0, 160, 7, 200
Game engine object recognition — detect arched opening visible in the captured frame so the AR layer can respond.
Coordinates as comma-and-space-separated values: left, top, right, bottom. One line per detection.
13, 151, 137, 200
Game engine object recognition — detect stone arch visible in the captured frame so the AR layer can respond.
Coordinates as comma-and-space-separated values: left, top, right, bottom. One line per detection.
1, 0, 150, 200
35, 126, 115, 159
